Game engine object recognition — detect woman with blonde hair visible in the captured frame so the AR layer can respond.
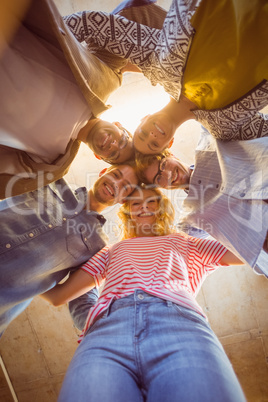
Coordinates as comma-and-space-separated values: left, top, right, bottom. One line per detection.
41, 186, 245, 402
118, 184, 175, 240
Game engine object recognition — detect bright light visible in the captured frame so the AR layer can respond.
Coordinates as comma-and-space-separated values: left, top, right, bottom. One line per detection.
101, 72, 170, 134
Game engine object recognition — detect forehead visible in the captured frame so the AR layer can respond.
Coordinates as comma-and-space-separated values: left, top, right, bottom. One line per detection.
96, 120, 116, 131
107, 165, 137, 181
130, 188, 158, 201
118, 165, 134, 177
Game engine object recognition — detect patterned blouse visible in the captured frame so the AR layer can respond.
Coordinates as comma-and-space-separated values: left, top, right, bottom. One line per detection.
64, 0, 268, 141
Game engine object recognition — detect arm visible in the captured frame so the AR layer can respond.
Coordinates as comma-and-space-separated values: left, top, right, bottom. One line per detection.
190, 236, 245, 269
40, 269, 95, 307
63, 11, 160, 61
193, 106, 268, 141
64, 6, 194, 100
219, 250, 245, 266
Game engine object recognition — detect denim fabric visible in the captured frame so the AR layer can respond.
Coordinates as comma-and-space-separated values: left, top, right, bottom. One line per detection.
59, 290, 246, 402
0, 179, 107, 335
68, 288, 99, 331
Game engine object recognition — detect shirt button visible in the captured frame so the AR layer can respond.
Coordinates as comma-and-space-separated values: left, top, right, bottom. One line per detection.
240, 192, 246, 197
216, 184, 219, 189
63, 217, 67, 221
48, 224, 52, 228
137, 294, 144, 300
29, 233, 34, 238
198, 180, 201, 184
5, 243, 11, 249
84, 238, 87, 242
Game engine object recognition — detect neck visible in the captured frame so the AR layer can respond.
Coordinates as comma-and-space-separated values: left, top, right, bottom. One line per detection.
77, 118, 100, 144
163, 96, 197, 129
86, 189, 107, 213
135, 224, 156, 238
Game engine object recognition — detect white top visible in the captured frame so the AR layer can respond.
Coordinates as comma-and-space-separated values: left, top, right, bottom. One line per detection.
0, 24, 91, 163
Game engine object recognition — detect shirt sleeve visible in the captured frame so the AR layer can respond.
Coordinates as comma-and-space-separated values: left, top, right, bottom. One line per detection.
63, 4, 194, 101
63, 11, 160, 63
81, 245, 110, 287
189, 236, 227, 272
193, 104, 268, 141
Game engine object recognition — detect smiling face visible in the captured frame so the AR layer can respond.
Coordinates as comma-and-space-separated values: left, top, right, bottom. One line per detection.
128, 188, 160, 236
92, 165, 138, 206
143, 155, 191, 189
86, 121, 134, 163
133, 112, 176, 154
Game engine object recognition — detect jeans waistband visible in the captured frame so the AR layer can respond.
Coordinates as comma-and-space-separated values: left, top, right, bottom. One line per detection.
112, 291, 167, 308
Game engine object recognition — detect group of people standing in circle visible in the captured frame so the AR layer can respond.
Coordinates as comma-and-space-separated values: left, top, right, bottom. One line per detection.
0, 0, 267, 400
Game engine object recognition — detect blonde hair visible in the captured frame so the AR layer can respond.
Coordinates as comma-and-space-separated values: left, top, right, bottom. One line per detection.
135, 149, 172, 184
117, 185, 175, 240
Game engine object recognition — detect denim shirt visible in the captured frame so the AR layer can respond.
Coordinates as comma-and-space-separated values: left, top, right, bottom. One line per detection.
0, 179, 107, 335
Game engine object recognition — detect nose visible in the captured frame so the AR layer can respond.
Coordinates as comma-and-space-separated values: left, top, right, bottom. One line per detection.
113, 182, 119, 196
110, 138, 118, 148
149, 130, 158, 138
141, 201, 148, 210
161, 168, 172, 178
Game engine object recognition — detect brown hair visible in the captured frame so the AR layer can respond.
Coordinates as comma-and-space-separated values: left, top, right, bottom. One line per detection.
135, 149, 172, 184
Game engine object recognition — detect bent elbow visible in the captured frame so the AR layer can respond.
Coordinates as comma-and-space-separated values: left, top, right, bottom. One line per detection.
49, 297, 66, 307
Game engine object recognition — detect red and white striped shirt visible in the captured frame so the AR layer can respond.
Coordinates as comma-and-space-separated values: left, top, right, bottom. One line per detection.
80, 232, 227, 339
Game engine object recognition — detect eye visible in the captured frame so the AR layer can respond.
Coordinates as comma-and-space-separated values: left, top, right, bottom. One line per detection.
109, 150, 119, 160
119, 130, 129, 149
140, 129, 148, 138
113, 172, 119, 179
155, 174, 162, 185
161, 160, 167, 170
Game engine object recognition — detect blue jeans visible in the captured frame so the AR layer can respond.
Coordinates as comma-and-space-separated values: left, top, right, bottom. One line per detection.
0, 179, 107, 335
59, 290, 246, 402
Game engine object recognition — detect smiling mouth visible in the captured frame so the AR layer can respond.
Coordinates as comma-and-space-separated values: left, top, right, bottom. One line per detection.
104, 183, 115, 197
154, 123, 165, 135
138, 212, 154, 217
101, 134, 112, 150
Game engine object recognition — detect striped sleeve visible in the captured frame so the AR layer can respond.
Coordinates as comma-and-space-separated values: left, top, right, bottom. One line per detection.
81, 245, 110, 287
189, 236, 227, 271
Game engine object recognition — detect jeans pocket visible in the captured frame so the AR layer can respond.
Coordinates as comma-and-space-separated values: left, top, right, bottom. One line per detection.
85, 299, 115, 336
170, 302, 208, 326
85, 308, 111, 336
